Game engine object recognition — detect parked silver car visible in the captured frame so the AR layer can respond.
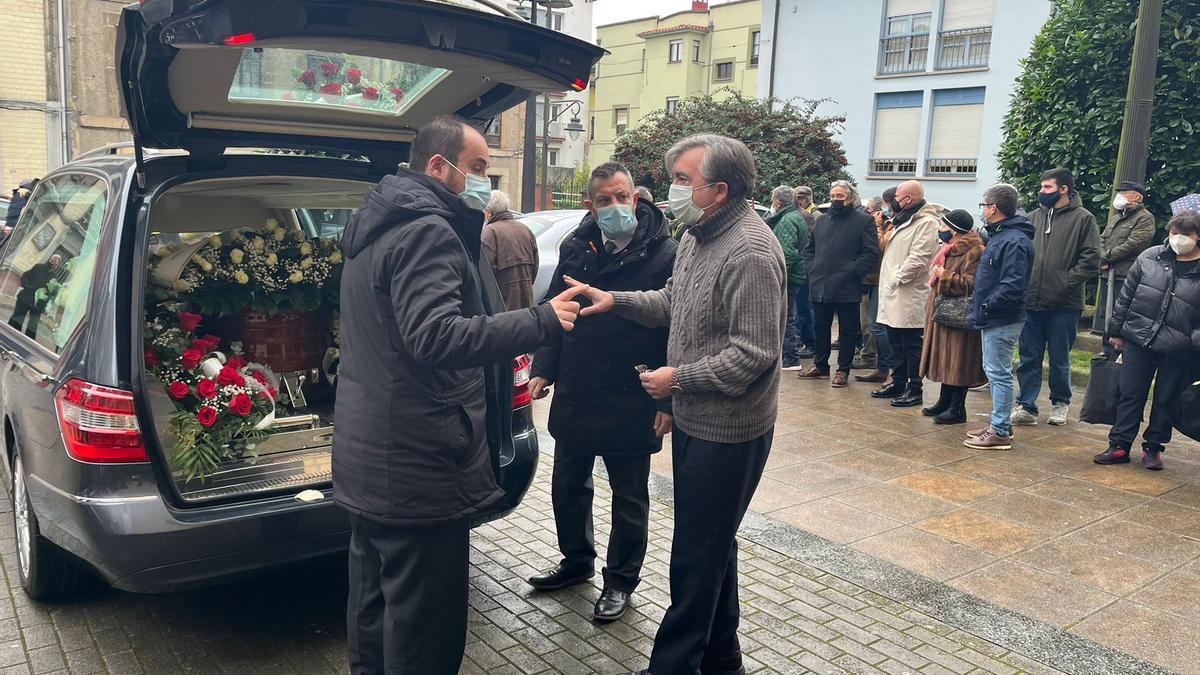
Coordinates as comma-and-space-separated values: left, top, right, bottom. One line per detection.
523, 209, 588, 301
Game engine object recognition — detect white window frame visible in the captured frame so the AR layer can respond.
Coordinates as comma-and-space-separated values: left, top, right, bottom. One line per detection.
665, 97, 680, 116
668, 40, 682, 63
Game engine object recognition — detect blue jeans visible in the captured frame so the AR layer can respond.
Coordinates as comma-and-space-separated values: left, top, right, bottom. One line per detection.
784, 284, 801, 364
1016, 310, 1082, 413
793, 283, 815, 348
866, 286, 892, 370
982, 321, 1024, 436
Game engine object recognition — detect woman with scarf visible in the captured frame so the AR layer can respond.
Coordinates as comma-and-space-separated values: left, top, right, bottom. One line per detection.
920, 208, 987, 424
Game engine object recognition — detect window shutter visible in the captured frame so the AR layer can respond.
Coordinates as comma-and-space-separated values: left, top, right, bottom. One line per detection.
873, 107, 922, 158
929, 104, 983, 158
887, 0, 932, 17
941, 0, 994, 30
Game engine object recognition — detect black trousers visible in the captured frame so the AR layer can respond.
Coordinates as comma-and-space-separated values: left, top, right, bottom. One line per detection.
7, 291, 43, 339
648, 426, 772, 675
887, 326, 924, 391
346, 513, 469, 675
812, 301, 861, 374
552, 447, 652, 592
1108, 341, 1192, 452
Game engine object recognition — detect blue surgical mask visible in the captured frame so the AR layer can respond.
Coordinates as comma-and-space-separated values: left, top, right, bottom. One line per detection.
596, 204, 637, 239
1037, 190, 1060, 210
938, 230, 954, 244
445, 159, 491, 212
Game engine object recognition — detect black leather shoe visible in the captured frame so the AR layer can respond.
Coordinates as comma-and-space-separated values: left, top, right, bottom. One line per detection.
592, 587, 630, 622
615, 671, 650, 675
891, 389, 924, 407
870, 382, 905, 398
701, 650, 747, 675
527, 564, 593, 591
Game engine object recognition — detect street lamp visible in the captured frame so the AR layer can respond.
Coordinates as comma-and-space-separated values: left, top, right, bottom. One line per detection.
517, 0, 574, 212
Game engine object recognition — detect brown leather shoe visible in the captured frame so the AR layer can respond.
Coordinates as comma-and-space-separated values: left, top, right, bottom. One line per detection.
797, 366, 828, 379
963, 427, 1012, 450
831, 372, 849, 388
855, 369, 890, 383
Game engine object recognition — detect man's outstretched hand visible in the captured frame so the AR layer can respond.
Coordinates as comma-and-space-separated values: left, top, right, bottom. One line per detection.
564, 275, 614, 316
549, 283, 590, 331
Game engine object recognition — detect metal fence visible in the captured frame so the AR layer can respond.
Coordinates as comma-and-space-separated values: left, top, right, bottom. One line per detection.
937, 27, 992, 70
869, 158, 918, 177
878, 34, 929, 75
926, 157, 978, 177
546, 181, 584, 210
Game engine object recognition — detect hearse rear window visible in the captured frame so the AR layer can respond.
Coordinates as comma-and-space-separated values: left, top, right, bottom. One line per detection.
229, 48, 449, 115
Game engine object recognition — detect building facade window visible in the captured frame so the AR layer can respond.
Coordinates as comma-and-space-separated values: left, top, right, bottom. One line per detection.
485, 115, 502, 147
937, 0, 993, 69
692, 40, 702, 63
750, 31, 761, 67
534, 9, 563, 31
871, 91, 923, 176
548, 149, 559, 167
668, 39, 682, 63
927, 87, 985, 177
665, 97, 680, 116
879, 0, 932, 75
714, 60, 734, 82
489, 175, 502, 190
614, 107, 629, 135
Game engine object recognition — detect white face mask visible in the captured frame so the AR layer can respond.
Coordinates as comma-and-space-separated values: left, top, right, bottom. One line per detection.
1169, 234, 1198, 256
1112, 194, 1129, 211
667, 182, 712, 226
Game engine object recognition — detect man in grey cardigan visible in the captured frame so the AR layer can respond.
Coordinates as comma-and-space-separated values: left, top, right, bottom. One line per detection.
570, 134, 786, 675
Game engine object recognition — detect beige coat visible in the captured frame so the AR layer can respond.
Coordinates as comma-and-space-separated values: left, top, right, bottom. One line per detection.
877, 202, 942, 329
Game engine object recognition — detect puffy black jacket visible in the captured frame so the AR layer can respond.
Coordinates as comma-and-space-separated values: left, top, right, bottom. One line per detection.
532, 198, 676, 454
972, 215, 1036, 329
1111, 245, 1200, 355
805, 207, 880, 304
333, 169, 562, 526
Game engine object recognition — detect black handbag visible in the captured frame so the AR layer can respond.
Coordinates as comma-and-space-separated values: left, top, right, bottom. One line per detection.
932, 294, 973, 330
1171, 363, 1200, 442
1081, 269, 1123, 426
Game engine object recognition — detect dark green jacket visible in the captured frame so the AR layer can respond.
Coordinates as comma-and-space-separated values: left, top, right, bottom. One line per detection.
1100, 204, 1156, 279
1027, 192, 1101, 312
766, 205, 808, 286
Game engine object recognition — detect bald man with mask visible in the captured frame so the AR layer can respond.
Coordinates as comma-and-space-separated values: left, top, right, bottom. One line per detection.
873, 180, 942, 407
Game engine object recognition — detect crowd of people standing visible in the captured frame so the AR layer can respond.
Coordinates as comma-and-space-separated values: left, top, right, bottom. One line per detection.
773, 169, 1200, 460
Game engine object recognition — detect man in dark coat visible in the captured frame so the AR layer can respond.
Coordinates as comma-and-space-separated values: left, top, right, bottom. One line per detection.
4, 178, 38, 242
1094, 180, 1156, 331
1012, 168, 1100, 427
527, 162, 677, 622
798, 180, 880, 387
333, 115, 587, 674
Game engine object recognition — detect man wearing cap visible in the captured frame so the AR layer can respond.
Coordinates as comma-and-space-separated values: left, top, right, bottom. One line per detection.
5, 178, 39, 231
1095, 180, 1156, 330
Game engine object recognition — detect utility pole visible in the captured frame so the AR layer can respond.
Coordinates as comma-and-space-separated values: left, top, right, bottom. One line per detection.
520, 3, 539, 213
1095, 0, 1163, 332
1110, 0, 1162, 192
539, 6, 554, 212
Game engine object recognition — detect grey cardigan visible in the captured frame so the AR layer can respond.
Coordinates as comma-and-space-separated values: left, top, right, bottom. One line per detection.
611, 199, 786, 444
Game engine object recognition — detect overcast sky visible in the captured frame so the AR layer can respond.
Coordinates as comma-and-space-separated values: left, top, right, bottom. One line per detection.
592, 0, 740, 30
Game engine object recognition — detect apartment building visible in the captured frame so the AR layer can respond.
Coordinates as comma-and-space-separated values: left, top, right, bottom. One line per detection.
590, 0, 762, 166
759, 0, 1052, 208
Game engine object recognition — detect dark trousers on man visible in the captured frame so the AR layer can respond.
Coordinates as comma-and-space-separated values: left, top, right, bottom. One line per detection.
7, 291, 43, 339
812, 301, 861, 374
1017, 309, 1082, 413
886, 326, 924, 392
1109, 341, 1192, 452
647, 426, 772, 675
346, 513, 469, 675
551, 447, 652, 592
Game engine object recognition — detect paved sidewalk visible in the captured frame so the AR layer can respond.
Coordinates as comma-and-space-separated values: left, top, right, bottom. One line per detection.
640, 374, 1200, 674
0, 432, 1152, 675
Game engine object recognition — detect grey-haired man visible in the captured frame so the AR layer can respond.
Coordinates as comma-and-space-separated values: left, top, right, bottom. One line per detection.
574, 134, 786, 675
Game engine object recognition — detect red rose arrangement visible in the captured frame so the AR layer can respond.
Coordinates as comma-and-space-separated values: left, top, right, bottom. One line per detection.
144, 306, 277, 479
346, 67, 362, 85
319, 61, 340, 78
298, 69, 317, 88
362, 86, 381, 101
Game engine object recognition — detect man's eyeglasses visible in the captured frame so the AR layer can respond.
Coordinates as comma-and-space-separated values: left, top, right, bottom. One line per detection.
978, 203, 994, 208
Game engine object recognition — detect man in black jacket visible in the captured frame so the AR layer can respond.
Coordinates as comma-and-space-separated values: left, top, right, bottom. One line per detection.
527, 162, 677, 623
334, 115, 587, 675
798, 180, 880, 387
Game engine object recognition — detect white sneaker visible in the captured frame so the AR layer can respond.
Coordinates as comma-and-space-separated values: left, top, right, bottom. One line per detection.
1048, 404, 1069, 426
781, 363, 804, 371
1010, 407, 1038, 426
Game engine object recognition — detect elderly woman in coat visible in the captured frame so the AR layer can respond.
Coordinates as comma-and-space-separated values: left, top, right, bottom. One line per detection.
920, 209, 987, 424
